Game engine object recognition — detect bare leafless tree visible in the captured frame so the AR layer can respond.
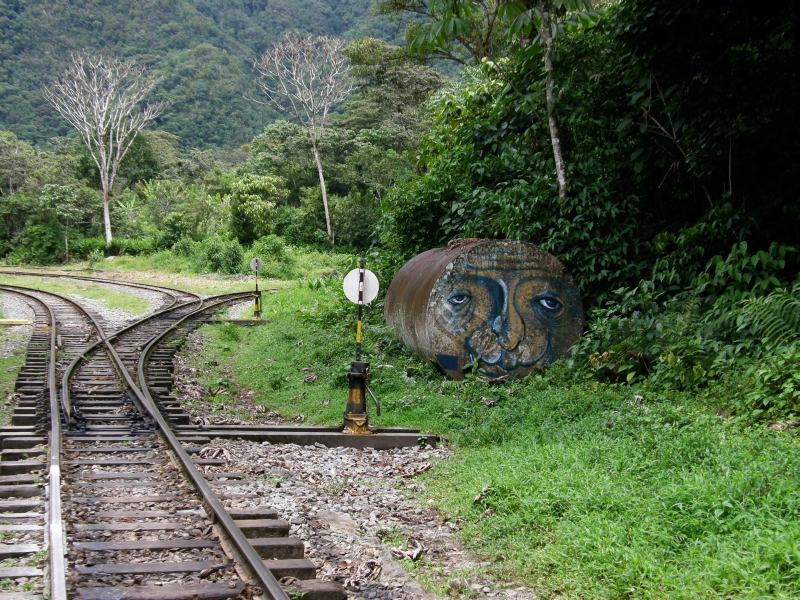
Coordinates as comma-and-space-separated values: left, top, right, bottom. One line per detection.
44, 51, 168, 245
255, 32, 352, 240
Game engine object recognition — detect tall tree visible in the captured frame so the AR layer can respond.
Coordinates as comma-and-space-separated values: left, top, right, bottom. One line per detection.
378, 0, 597, 200
44, 52, 168, 245
0, 130, 38, 198
255, 32, 352, 241
340, 38, 447, 151
39, 184, 96, 262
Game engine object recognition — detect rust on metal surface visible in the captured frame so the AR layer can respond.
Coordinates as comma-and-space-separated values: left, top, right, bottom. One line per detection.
385, 239, 584, 380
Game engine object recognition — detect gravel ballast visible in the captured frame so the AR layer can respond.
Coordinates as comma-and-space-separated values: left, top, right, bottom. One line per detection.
201, 439, 537, 600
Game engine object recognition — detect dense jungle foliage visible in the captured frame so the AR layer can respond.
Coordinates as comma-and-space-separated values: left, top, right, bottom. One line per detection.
374, 0, 800, 421
1, 0, 799, 418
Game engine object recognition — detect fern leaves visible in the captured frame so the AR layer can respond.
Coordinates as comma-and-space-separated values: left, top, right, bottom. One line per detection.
739, 283, 800, 344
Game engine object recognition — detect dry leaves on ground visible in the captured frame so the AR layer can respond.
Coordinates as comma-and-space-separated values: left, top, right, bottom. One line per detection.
332, 559, 383, 588
199, 446, 233, 461
391, 538, 426, 561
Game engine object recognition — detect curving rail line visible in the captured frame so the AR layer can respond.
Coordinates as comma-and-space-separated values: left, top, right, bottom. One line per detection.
136, 296, 289, 600
0, 287, 69, 599
0, 282, 296, 600
0, 269, 203, 310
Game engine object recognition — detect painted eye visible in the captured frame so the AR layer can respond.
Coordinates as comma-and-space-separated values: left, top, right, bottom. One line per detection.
448, 292, 471, 306
537, 297, 563, 311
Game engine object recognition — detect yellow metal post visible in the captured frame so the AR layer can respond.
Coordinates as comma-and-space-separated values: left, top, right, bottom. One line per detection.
343, 252, 372, 434
253, 270, 261, 321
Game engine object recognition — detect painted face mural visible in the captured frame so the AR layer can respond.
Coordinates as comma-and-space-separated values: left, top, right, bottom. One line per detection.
429, 241, 583, 377
384, 240, 584, 380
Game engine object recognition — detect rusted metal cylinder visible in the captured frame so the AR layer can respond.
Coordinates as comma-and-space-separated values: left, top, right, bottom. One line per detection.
384, 239, 584, 380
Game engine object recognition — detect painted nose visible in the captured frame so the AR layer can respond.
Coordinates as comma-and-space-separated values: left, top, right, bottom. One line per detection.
491, 299, 524, 351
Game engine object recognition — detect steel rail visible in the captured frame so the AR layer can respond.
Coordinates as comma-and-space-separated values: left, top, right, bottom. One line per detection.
3, 283, 266, 597
57, 294, 204, 426
41, 287, 280, 596
0, 287, 68, 600
0, 282, 163, 425
4, 285, 243, 426
48, 288, 283, 597
136, 295, 290, 600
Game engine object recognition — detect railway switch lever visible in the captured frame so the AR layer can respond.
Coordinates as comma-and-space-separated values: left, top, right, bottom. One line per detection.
342, 253, 380, 434
250, 257, 263, 321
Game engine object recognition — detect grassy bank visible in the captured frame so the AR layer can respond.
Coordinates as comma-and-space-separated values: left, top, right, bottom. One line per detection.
0, 296, 29, 425
0, 246, 350, 297
184, 277, 800, 599
5, 262, 796, 597
0, 330, 26, 426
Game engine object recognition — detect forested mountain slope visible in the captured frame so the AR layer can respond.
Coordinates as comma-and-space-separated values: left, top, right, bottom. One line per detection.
0, 0, 399, 148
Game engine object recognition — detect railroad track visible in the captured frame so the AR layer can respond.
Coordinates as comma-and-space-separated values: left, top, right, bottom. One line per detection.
0, 269, 202, 314
0, 279, 342, 600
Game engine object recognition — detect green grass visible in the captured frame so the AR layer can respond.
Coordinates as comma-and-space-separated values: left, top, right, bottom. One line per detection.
97, 251, 194, 274
0, 297, 27, 425
425, 395, 800, 599
99, 245, 353, 288
186, 278, 800, 599
185, 278, 440, 426
0, 274, 150, 314
80, 246, 348, 278
5, 259, 797, 597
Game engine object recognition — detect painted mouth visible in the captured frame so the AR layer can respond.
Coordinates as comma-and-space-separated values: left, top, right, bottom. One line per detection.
466, 335, 551, 375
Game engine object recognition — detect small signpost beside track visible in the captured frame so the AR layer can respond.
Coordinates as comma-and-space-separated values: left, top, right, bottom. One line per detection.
342, 254, 380, 435
250, 257, 263, 321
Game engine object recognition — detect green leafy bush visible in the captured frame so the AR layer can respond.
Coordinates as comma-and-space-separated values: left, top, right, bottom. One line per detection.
573, 244, 797, 408
251, 234, 288, 260
115, 238, 155, 256
745, 343, 800, 419
87, 248, 104, 268
73, 237, 155, 258
245, 235, 298, 279
229, 174, 284, 245
171, 236, 198, 258
195, 235, 244, 274
72, 237, 107, 259
156, 213, 194, 250
273, 188, 331, 248
8, 223, 64, 265
737, 283, 800, 345
330, 190, 381, 249
726, 283, 800, 419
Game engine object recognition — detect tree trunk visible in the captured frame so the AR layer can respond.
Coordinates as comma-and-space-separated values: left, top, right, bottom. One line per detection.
65, 226, 70, 263
539, 2, 568, 201
312, 143, 332, 238
102, 185, 113, 246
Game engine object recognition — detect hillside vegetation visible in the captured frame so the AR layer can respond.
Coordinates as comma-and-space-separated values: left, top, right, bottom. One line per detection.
0, 0, 400, 147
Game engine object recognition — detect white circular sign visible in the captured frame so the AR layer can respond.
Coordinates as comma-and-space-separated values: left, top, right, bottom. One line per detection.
250, 257, 264, 271
343, 269, 379, 305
